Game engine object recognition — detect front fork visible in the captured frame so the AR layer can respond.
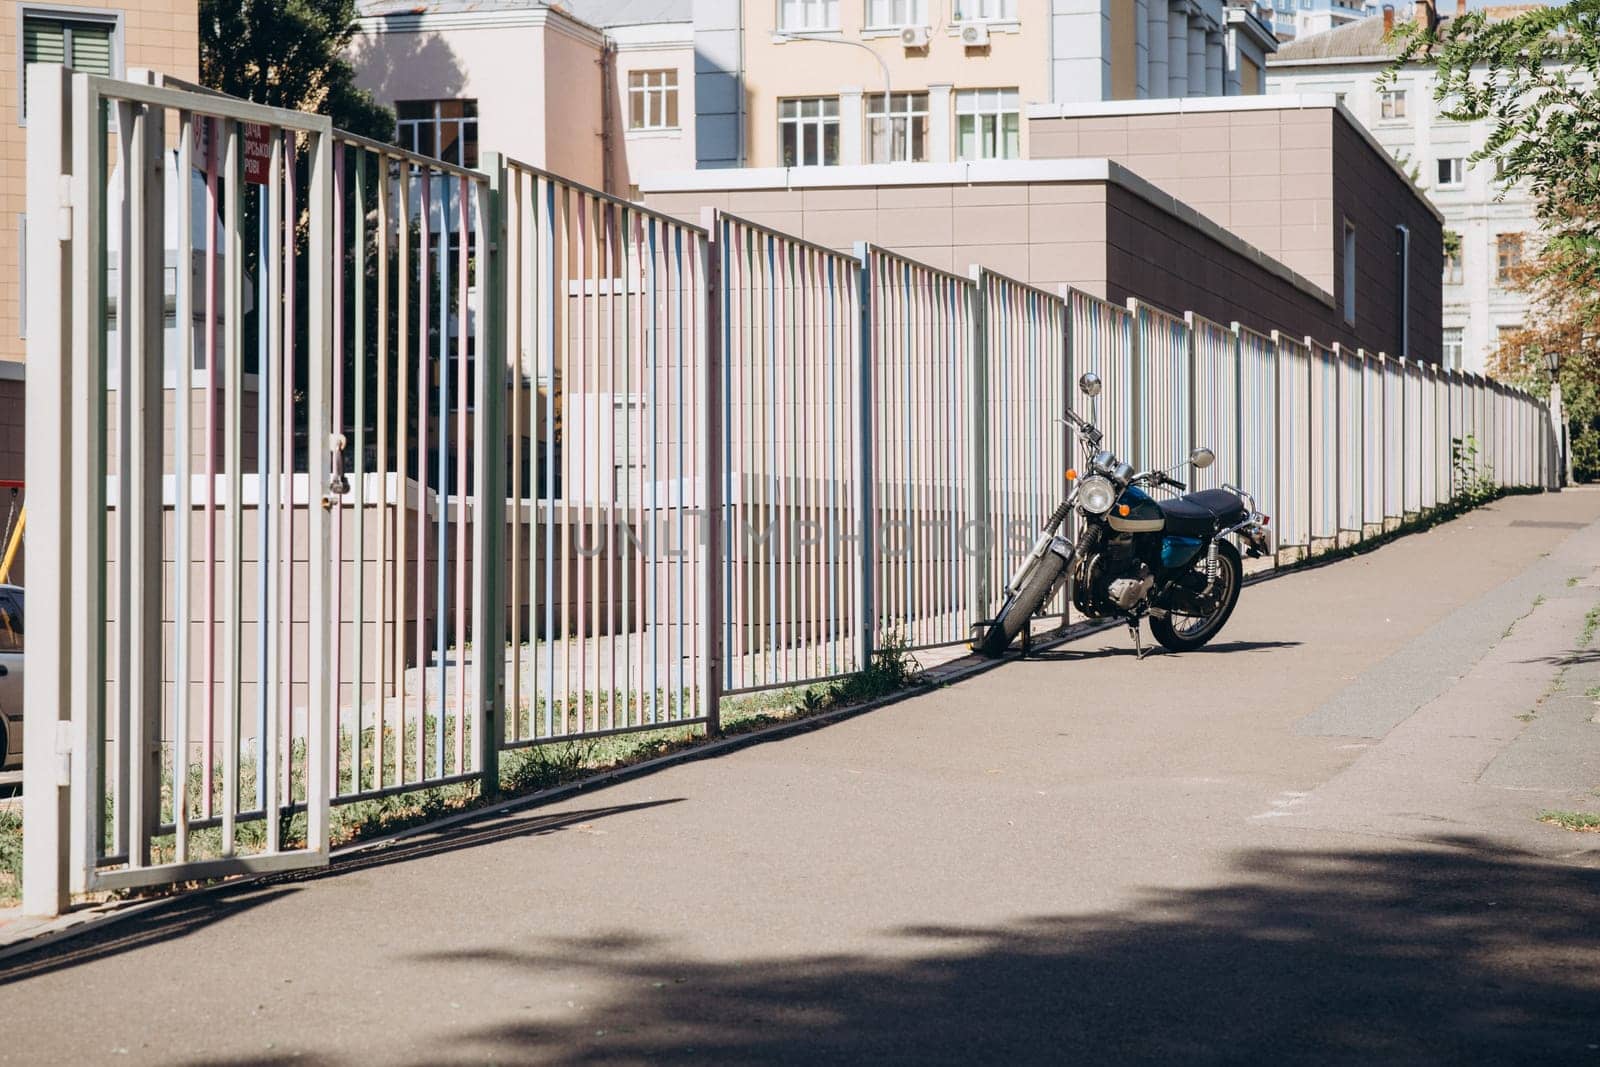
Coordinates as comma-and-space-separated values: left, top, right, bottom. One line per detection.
998, 500, 1073, 600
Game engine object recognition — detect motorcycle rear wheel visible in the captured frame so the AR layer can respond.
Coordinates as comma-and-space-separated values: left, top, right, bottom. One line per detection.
1151, 540, 1242, 653
978, 553, 1067, 656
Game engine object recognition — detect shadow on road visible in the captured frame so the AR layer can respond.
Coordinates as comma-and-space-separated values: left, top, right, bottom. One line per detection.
1030, 638, 1303, 662
0, 799, 681, 987
190, 838, 1600, 1065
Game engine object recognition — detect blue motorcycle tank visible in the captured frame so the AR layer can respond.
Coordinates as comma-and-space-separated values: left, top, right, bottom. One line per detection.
1160, 535, 1204, 569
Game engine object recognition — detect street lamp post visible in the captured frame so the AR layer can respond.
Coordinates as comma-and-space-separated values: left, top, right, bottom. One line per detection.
1545, 349, 1570, 488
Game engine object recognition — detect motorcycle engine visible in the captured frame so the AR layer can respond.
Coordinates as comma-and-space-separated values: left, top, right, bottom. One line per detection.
1107, 568, 1155, 611
1072, 538, 1152, 617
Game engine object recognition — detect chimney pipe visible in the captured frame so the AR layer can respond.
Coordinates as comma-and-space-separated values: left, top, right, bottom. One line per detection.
1415, 0, 1437, 29
1383, 4, 1394, 31
1456, 0, 1466, 14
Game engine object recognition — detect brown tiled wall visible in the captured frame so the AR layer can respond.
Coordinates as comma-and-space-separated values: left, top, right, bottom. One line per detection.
0, 0, 200, 363
647, 176, 1351, 346
1102, 183, 1351, 347
1029, 105, 1443, 360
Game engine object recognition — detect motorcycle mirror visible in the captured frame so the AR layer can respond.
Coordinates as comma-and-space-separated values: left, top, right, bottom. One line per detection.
1189, 446, 1216, 470
1078, 372, 1102, 398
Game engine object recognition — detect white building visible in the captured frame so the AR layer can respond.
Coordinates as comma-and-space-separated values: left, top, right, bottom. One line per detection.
1268, 11, 1537, 373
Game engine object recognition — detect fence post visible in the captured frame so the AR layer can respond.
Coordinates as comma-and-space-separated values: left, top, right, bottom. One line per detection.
969, 268, 991, 621
1126, 299, 1144, 470
700, 210, 725, 735
304, 120, 333, 856
1269, 331, 1285, 565
21, 64, 73, 917
854, 242, 875, 673
477, 154, 509, 796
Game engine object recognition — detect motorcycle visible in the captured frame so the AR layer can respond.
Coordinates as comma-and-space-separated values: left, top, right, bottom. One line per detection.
975, 371, 1273, 659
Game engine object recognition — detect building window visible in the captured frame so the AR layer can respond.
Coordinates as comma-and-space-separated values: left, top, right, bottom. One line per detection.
1436, 157, 1464, 188
1442, 327, 1463, 369
953, 0, 1015, 21
867, 0, 927, 26
956, 88, 1020, 161
1378, 89, 1407, 120
1496, 324, 1522, 357
396, 100, 480, 168
780, 0, 839, 31
780, 97, 840, 166
1342, 220, 1357, 324
1444, 244, 1463, 286
867, 92, 928, 163
21, 11, 118, 117
1495, 232, 1523, 285
1334, 91, 1347, 109
627, 70, 679, 130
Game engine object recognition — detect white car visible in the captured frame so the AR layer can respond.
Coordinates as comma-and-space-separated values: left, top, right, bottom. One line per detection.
0, 584, 21, 771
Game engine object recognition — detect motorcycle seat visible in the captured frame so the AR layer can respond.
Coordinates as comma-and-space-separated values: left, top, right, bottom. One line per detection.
1158, 488, 1248, 537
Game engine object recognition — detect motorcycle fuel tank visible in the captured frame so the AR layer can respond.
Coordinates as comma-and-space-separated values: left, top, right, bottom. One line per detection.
1108, 486, 1165, 534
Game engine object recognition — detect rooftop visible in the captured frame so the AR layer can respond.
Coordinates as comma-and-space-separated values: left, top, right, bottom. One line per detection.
356, 0, 689, 23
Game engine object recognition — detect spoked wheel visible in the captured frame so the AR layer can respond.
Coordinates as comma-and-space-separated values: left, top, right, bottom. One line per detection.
978, 553, 1067, 657
1151, 540, 1242, 653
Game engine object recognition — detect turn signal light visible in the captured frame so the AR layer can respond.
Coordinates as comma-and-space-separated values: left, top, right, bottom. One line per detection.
1065, 468, 1077, 480
1118, 504, 1131, 517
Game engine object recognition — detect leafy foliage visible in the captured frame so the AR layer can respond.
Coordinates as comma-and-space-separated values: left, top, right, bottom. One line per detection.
200, 0, 392, 140
1389, 5, 1600, 480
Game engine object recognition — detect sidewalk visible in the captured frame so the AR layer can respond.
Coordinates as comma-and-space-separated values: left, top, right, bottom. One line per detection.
0, 489, 1597, 1065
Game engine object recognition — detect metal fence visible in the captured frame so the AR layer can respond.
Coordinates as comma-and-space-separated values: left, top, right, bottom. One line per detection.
22, 71, 1560, 914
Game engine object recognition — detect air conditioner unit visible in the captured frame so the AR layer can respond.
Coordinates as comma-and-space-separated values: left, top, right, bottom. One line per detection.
900, 25, 931, 48
961, 22, 990, 47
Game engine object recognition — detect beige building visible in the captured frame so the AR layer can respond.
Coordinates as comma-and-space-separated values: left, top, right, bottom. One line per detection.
695, 0, 1281, 169
352, 0, 699, 195
1, 0, 198, 366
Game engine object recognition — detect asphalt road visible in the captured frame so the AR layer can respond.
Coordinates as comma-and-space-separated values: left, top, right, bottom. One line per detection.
5, 490, 1600, 1065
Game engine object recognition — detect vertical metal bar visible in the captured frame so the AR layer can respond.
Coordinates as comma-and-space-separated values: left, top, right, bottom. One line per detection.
352, 146, 367, 794
21, 64, 73, 915
454, 173, 468, 773
173, 110, 195, 861
392, 157, 409, 787
435, 170, 449, 778
221, 121, 242, 856
305, 125, 334, 854
202, 116, 220, 819
127, 101, 165, 869
416, 166, 429, 781
330, 141, 345, 798
699, 210, 724, 734
479, 165, 506, 794
853, 242, 874, 672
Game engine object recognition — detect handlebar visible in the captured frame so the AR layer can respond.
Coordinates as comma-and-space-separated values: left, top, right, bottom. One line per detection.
1165, 474, 1187, 492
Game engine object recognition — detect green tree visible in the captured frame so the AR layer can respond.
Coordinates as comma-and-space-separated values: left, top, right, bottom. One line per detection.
1390, 4, 1600, 480
199, 0, 392, 140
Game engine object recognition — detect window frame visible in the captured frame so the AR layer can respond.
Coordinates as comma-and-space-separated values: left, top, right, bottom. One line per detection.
626, 68, 680, 132
952, 0, 1016, 21
866, 0, 929, 27
778, 0, 840, 32
1443, 244, 1463, 286
1495, 232, 1523, 286
1435, 156, 1465, 189
955, 87, 1021, 162
866, 91, 929, 164
1377, 88, 1407, 121
1441, 327, 1463, 370
394, 98, 481, 168
779, 96, 841, 167
17, 4, 124, 125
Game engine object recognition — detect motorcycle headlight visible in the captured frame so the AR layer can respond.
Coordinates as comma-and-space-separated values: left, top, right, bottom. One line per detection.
1078, 475, 1116, 515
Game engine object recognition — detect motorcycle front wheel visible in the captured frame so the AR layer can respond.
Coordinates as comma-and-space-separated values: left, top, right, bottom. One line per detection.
1151, 540, 1242, 653
978, 553, 1067, 657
